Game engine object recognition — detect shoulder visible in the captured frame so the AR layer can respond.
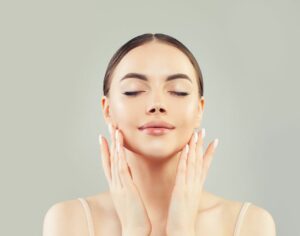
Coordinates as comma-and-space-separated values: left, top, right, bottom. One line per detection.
42, 198, 88, 236
42, 192, 112, 236
240, 203, 277, 236
203, 192, 276, 236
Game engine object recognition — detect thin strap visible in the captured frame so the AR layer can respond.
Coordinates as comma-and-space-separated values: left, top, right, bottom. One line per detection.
233, 202, 251, 236
78, 198, 95, 236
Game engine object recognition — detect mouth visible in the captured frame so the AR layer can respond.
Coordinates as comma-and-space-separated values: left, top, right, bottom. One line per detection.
138, 127, 175, 135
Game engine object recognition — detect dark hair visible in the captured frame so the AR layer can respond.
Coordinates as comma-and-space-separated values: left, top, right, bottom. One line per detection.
103, 33, 204, 98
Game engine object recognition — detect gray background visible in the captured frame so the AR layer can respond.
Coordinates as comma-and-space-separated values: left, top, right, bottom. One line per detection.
1, 0, 299, 235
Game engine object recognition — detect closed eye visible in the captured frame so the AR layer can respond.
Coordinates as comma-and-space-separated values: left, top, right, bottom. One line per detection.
169, 91, 189, 96
123, 91, 189, 97
123, 91, 142, 96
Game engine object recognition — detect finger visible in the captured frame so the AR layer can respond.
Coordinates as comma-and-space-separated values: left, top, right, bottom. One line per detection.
187, 130, 198, 186
111, 126, 122, 189
117, 129, 135, 189
195, 128, 205, 184
99, 134, 112, 184
109, 124, 118, 188
174, 144, 188, 188
200, 139, 219, 185
114, 129, 123, 188
109, 123, 116, 156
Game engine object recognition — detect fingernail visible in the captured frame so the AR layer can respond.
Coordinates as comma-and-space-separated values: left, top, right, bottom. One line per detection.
99, 134, 102, 145
194, 131, 198, 143
108, 124, 112, 134
186, 144, 189, 154
202, 128, 206, 138
213, 139, 219, 148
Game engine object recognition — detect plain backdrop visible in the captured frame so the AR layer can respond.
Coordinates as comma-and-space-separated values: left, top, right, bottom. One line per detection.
0, 0, 299, 235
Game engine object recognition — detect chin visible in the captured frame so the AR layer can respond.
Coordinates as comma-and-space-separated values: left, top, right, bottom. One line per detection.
139, 146, 177, 160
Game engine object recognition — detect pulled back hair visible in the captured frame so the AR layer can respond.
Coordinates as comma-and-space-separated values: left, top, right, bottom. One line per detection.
103, 33, 204, 98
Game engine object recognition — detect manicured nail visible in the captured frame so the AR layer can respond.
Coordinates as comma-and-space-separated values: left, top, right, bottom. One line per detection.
202, 128, 206, 138
108, 123, 112, 134
186, 144, 189, 154
194, 131, 198, 143
99, 134, 102, 145
213, 139, 219, 148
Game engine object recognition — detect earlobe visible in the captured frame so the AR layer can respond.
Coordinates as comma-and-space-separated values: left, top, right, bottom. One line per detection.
101, 96, 111, 124
101, 97, 117, 129
195, 96, 205, 129
198, 96, 205, 113
101, 96, 108, 110
200, 96, 205, 112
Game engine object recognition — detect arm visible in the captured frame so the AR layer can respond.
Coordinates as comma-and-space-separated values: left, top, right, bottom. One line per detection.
43, 201, 83, 236
43, 202, 66, 236
241, 205, 276, 236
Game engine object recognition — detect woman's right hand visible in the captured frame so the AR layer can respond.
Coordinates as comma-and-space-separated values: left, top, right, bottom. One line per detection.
98, 124, 152, 236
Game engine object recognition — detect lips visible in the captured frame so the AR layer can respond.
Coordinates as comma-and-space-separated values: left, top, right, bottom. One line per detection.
139, 127, 173, 135
138, 121, 175, 130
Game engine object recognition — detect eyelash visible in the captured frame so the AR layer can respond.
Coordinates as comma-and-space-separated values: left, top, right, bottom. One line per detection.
123, 91, 189, 97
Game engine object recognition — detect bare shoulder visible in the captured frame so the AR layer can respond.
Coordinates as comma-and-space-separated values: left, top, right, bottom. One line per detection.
240, 203, 277, 236
42, 198, 89, 236
84, 192, 122, 235
199, 192, 276, 236
42, 192, 121, 236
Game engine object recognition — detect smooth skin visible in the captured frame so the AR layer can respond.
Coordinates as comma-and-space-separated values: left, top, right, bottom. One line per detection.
99, 124, 152, 235
43, 41, 276, 236
99, 122, 218, 235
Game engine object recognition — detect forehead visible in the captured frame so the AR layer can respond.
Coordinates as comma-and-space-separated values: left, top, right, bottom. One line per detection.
112, 41, 197, 82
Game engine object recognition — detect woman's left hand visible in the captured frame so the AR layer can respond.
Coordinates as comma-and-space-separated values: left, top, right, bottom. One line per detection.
166, 128, 219, 235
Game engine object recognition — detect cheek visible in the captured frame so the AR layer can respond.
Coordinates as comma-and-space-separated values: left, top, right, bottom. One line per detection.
109, 97, 198, 155
173, 101, 198, 126
172, 102, 199, 144
110, 99, 141, 130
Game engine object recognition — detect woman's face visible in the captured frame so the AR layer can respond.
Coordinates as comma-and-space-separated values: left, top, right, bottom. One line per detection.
102, 41, 205, 159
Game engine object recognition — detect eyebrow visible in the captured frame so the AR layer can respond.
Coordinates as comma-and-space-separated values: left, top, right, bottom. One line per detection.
120, 73, 192, 83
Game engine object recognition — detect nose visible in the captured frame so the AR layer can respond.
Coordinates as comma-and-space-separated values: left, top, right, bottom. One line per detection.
146, 89, 167, 115
147, 103, 166, 115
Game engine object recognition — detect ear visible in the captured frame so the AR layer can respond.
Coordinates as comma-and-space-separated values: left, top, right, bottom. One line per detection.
101, 96, 112, 125
196, 96, 205, 128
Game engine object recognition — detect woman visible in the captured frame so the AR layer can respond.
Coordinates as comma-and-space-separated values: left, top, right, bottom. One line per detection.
43, 33, 276, 236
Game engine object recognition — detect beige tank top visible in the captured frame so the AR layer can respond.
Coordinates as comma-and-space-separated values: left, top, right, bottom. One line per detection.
78, 197, 251, 236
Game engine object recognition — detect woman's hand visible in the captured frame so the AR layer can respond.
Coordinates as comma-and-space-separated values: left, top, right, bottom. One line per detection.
166, 128, 219, 235
99, 124, 152, 236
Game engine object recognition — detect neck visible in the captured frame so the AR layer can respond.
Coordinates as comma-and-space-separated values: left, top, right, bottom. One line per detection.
123, 146, 211, 223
